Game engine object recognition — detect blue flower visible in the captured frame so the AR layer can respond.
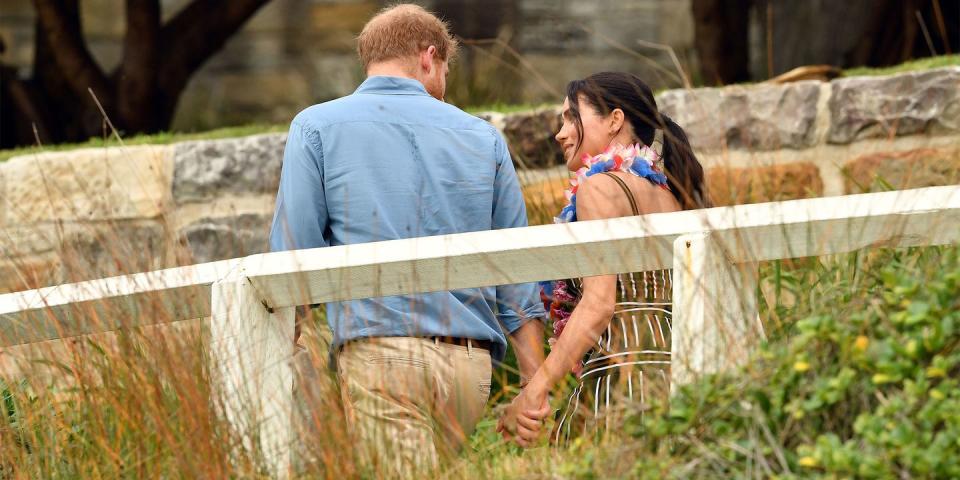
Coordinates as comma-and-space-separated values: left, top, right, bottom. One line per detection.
629, 161, 668, 186
587, 162, 607, 175
558, 194, 578, 222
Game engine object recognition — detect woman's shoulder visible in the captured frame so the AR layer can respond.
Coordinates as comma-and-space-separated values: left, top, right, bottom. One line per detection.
575, 173, 635, 220
577, 172, 678, 217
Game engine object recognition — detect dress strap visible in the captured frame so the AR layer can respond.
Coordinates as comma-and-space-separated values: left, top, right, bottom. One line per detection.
600, 172, 640, 216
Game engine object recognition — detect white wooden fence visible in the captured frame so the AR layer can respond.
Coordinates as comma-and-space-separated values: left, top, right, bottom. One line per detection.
2, 185, 959, 477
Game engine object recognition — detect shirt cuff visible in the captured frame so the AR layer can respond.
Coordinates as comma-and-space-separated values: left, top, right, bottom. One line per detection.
498, 303, 547, 334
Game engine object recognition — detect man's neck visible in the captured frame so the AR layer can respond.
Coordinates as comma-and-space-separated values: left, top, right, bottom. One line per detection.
366, 60, 418, 81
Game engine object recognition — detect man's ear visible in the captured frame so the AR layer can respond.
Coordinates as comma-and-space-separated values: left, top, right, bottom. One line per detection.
420, 45, 438, 73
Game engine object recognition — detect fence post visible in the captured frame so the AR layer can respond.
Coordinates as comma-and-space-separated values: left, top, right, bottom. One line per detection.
671, 232, 762, 391
210, 275, 295, 478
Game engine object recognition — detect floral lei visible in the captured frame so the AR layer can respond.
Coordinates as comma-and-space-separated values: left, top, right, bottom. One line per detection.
540, 139, 670, 352
555, 142, 669, 223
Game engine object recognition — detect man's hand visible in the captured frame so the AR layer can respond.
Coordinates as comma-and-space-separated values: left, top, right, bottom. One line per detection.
499, 318, 548, 447
496, 385, 550, 447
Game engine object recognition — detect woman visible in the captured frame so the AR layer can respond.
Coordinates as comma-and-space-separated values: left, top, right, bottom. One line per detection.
498, 72, 709, 446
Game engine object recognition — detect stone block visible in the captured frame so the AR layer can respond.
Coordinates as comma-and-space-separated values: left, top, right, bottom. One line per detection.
0, 224, 59, 258
501, 107, 564, 169
474, 112, 506, 131
842, 146, 960, 194
658, 81, 822, 153
829, 67, 960, 144
0, 220, 169, 292
0, 146, 173, 226
707, 162, 824, 206
307, 1, 379, 52
172, 133, 287, 205
58, 220, 171, 283
307, 54, 364, 101
518, 0, 659, 53
178, 213, 271, 264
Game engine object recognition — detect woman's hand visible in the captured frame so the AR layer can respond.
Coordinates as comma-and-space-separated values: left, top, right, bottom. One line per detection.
497, 384, 551, 447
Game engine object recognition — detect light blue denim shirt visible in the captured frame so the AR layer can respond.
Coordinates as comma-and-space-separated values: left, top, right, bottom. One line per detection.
269, 76, 545, 362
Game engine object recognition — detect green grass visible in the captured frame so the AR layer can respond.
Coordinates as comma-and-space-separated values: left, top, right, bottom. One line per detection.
0, 104, 549, 163
844, 54, 960, 77
0, 123, 286, 163
464, 103, 555, 114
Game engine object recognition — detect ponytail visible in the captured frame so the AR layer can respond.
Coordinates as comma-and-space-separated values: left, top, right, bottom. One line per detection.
660, 114, 710, 209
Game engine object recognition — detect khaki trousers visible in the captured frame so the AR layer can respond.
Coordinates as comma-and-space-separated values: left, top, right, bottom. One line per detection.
336, 337, 492, 475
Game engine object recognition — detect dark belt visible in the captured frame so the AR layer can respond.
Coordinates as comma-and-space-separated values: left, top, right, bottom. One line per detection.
428, 336, 493, 352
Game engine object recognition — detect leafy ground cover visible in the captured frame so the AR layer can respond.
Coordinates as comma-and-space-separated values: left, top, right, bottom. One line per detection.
455, 245, 959, 479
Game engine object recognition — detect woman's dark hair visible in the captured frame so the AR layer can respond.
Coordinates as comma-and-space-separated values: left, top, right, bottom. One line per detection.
566, 72, 709, 209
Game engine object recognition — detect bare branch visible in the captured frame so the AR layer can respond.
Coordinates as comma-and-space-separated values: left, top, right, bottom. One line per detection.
1, 64, 53, 144
157, 0, 271, 96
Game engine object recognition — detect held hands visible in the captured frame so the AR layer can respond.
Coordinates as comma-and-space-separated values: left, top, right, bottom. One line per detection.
496, 384, 551, 448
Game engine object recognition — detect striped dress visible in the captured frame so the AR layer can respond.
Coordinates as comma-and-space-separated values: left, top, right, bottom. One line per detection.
552, 269, 673, 444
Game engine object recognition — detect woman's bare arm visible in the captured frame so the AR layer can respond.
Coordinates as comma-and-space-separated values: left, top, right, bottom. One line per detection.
522, 175, 630, 409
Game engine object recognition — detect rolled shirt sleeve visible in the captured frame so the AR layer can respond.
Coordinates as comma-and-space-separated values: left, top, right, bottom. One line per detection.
491, 132, 547, 332
269, 121, 329, 252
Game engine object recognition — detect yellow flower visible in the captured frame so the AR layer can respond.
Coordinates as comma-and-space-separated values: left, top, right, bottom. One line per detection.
906, 340, 919, 357
927, 367, 946, 378
854, 336, 869, 351
794, 361, 811, 373
799, 456, 818, 468
872, 373, 894, 384
931, 390, 945, 400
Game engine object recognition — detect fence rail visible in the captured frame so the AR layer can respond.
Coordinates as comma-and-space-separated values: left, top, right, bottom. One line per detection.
2, 185, 959, 477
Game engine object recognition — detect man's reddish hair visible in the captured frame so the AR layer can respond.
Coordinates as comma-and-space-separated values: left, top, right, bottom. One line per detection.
357, 4, 458, 69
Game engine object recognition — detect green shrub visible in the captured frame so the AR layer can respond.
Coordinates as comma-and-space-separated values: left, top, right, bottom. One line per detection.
622, 246, 959, 478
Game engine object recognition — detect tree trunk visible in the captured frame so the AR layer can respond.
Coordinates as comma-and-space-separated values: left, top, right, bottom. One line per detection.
116, 0, 162, 133
692, 0, 752, 85
1, 0, 271, 148
692, 0, 953, 84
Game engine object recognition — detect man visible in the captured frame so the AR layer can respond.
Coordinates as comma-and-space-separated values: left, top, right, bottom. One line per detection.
268, 3, 546, 472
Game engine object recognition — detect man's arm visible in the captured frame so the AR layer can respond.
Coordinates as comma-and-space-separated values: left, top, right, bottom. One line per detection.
269, 120, 329, 343
269, 121, 329, 252
506, 318, 545, 384
490, 131, 547, 377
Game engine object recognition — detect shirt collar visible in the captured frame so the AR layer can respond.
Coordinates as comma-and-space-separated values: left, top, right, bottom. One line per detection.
354, 76, 430, 96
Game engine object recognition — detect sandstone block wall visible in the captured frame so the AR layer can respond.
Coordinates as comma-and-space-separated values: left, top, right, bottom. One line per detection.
517, 67, 960, 209
1, 67, 958, 294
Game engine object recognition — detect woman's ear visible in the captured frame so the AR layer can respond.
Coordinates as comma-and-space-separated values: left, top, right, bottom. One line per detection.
609, 108, 625, 136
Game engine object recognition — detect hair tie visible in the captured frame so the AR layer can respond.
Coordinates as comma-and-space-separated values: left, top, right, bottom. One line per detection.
651, 129, 666, 172
651, 129, 664, 157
